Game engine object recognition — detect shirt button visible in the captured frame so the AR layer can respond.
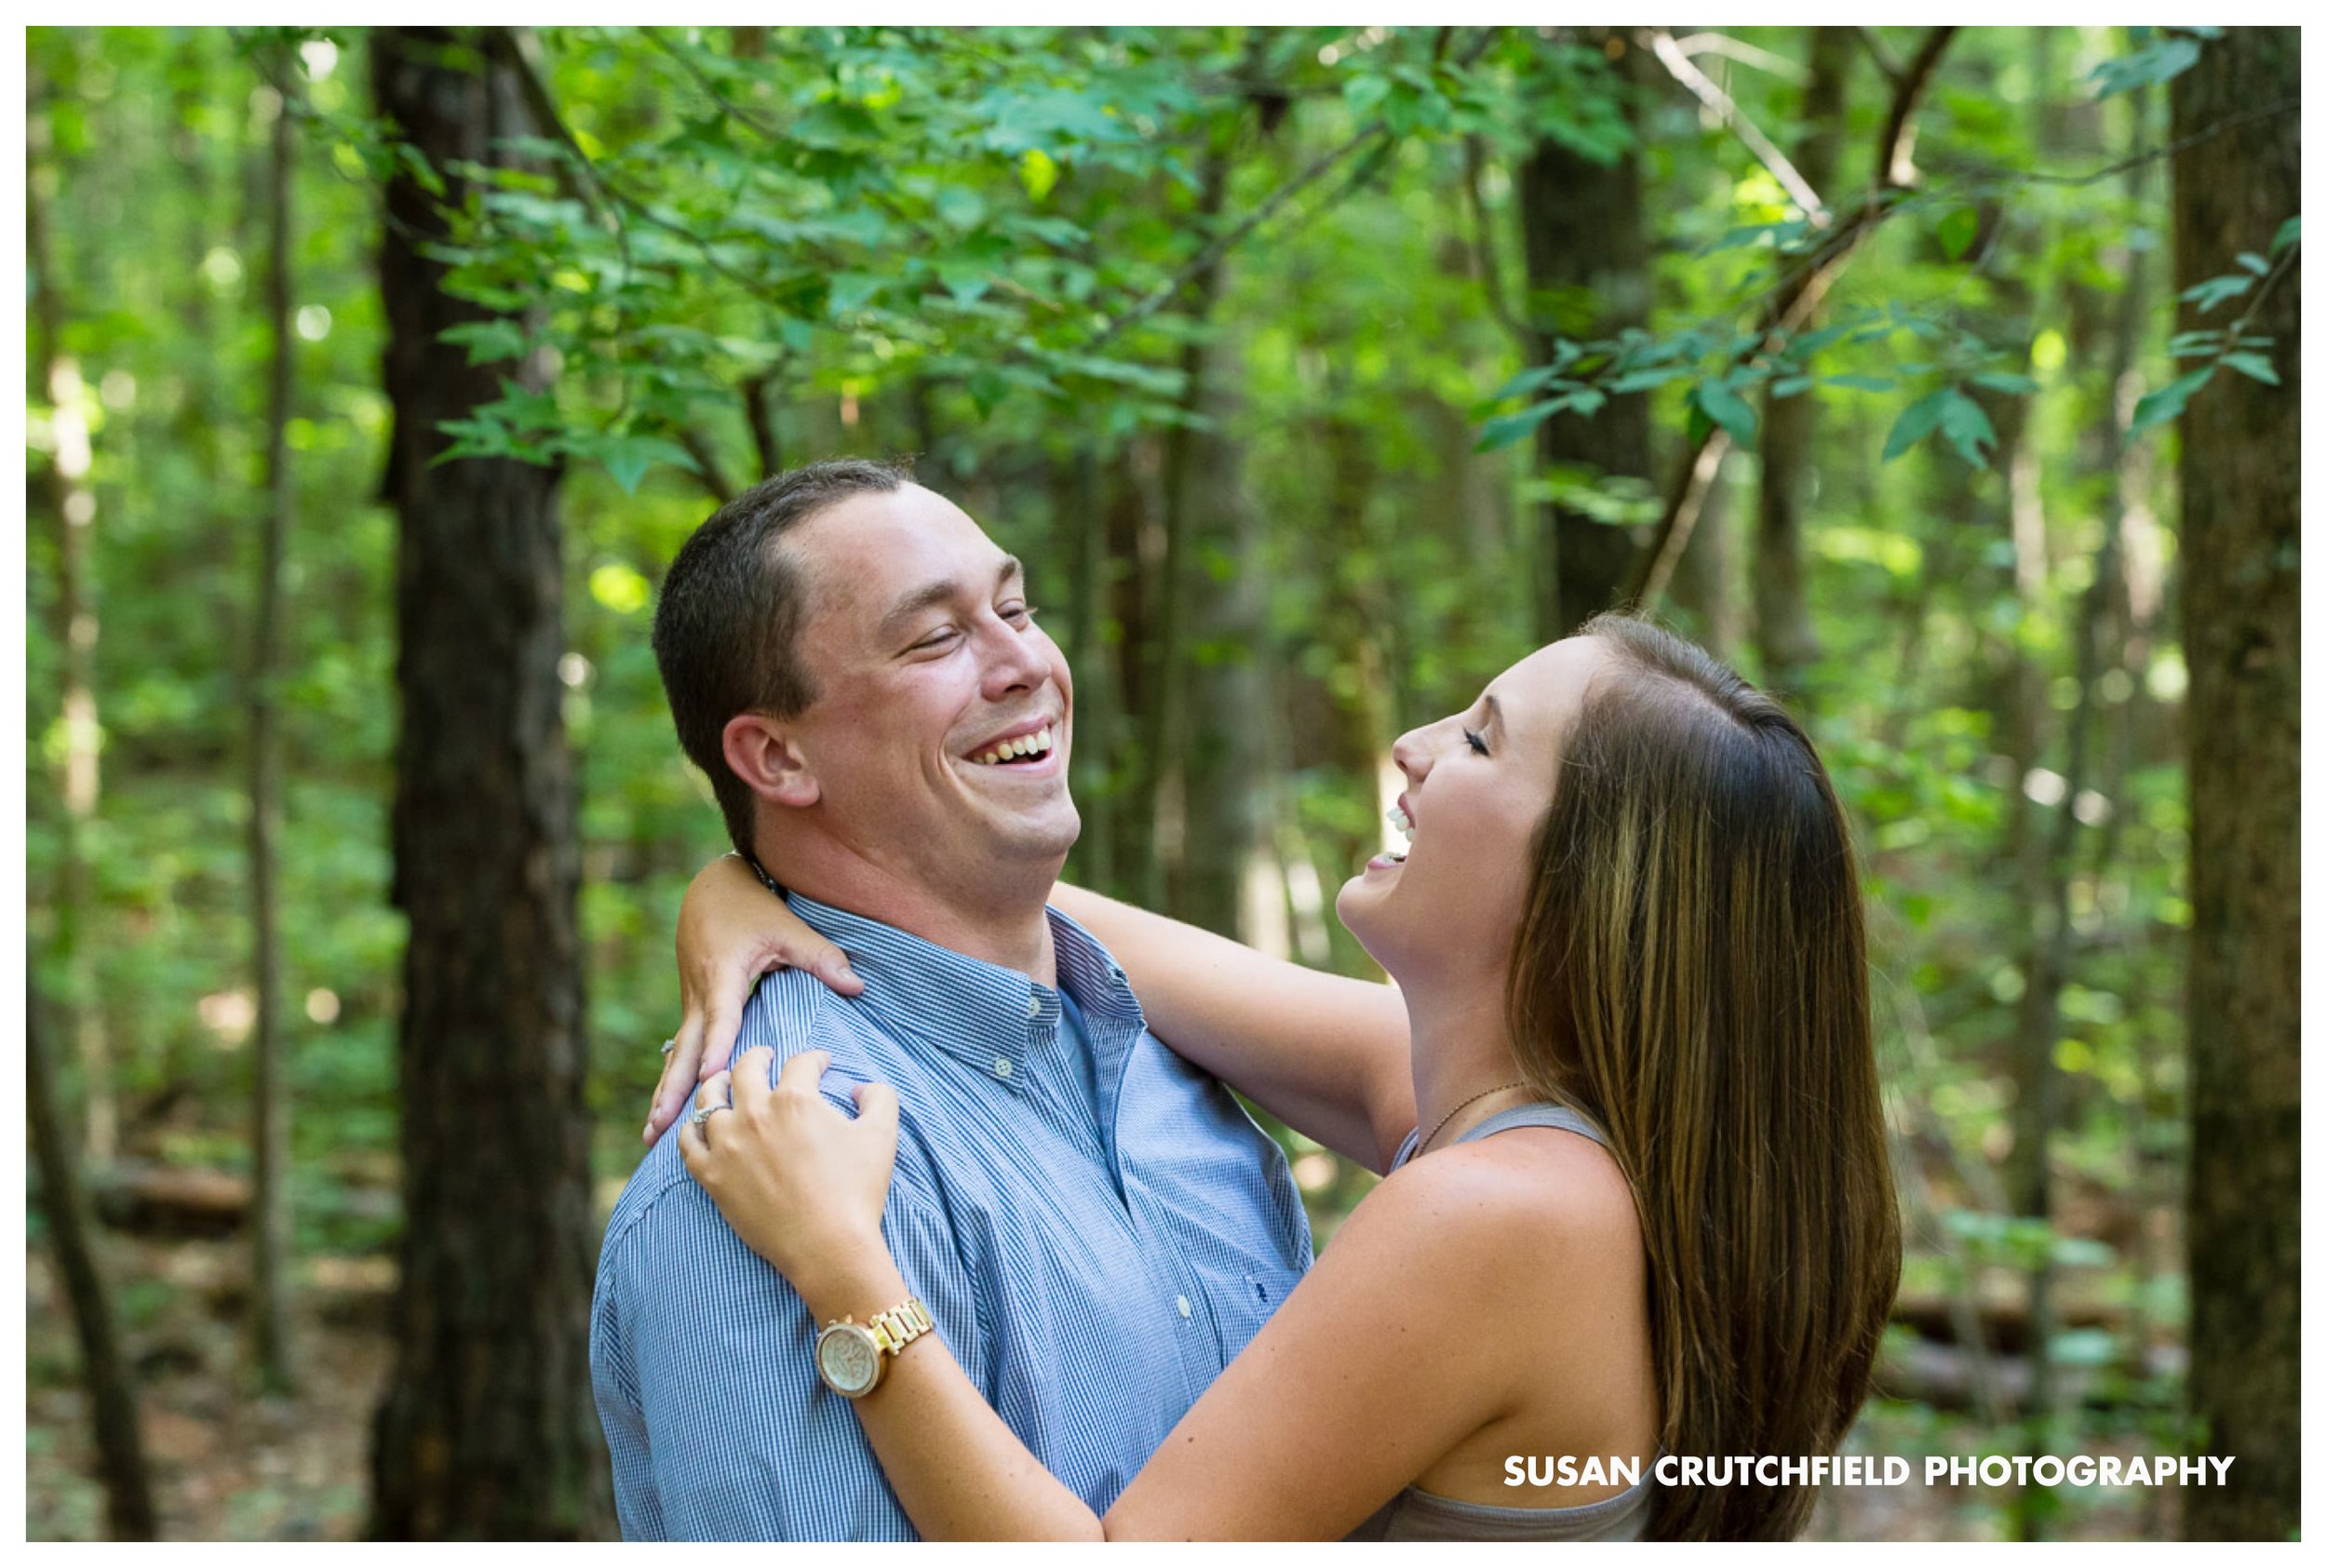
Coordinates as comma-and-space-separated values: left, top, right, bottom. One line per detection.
1026, 993, 1043, 1021
993, 1056, 1013, 1079
1176, 1294, 1191, 1320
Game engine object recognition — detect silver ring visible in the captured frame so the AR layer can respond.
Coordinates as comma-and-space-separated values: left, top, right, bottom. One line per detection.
661, 1038, 679, 1056
689, 1102, 730, 1129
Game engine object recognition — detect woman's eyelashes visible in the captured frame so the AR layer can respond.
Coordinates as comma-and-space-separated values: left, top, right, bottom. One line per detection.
1463, 727, 1489, 757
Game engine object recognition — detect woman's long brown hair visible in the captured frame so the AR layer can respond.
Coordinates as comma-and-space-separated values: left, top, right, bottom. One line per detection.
1504, 615, 1901, 1539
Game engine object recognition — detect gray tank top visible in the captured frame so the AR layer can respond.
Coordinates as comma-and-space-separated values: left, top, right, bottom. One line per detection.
1344, 1101, 1655, 1543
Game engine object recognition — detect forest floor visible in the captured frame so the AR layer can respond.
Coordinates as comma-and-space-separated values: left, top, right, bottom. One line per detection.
27, 1233, 2176, 1542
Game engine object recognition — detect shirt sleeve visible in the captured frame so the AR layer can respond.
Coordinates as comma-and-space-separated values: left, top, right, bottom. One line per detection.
592, 1164, 984, 1541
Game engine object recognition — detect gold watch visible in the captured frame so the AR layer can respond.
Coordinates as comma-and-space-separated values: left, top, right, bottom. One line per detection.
814, 1297, 933, 1399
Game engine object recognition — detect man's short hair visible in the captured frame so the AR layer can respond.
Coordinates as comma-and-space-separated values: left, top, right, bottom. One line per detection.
652, 456, 915, 853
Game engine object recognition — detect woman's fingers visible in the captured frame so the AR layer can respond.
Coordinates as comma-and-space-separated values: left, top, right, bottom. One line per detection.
804, 942, 865, 997
679, 1070, 731, 1170
852, 1080, 900, 1146
696, 991, 744, 1085
645, 1009, 710, 1142
731, 1045, 782, 1113
774, 1048, 832, 1101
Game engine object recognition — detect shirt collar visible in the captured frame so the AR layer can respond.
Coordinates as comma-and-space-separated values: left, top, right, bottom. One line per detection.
783, 891, 1145, 1083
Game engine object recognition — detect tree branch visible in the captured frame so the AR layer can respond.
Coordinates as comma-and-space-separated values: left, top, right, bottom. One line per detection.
1953, 92, 2300, 190
1647, 28, 1827, 223
674, 428, 734, 505
1084, 125, 1388, 355
741, 371, 782, 481
1673, 32, 1805, 84
1876, 27, 1956, 188
1085, 28, 1500, 355
1855, 26, 1906, 86
1623, 27, 1957, 611
1462, 134, 1536, 357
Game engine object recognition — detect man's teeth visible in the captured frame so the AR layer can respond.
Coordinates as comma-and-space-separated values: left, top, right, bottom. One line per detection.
973, 725, 1054, 766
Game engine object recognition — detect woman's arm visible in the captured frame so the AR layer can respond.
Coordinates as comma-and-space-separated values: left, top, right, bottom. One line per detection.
1047, 883, 1414, 1172
685, 1049, 1547, 1540
646, 851, 1418, 1167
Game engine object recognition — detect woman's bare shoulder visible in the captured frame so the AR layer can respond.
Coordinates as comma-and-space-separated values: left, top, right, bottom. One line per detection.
1354, 1124, 1643, 1296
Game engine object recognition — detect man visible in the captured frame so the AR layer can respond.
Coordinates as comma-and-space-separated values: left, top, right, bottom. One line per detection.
590, 458, 1313, 1540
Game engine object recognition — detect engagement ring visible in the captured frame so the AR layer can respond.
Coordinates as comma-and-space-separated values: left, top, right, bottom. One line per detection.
661, 1038, 678, 1056
689, 1102, 730, 1129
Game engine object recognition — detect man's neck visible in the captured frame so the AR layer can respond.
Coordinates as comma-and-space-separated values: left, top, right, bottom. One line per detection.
761, 838, 1061, 985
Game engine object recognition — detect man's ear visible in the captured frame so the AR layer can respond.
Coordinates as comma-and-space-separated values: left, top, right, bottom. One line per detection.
722, 712, 821, 810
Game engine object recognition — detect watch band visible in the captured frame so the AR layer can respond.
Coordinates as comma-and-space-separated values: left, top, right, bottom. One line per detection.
865, 1297, 934, 1356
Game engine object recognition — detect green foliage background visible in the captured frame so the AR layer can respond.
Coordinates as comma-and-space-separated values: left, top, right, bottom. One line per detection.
26, 23, 2289, 1540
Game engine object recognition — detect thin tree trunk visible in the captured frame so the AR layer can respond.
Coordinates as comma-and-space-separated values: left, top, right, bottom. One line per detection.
29, 67, 115, 1167
1061, 449, 1122, 895
1752, 26, 1851, 694
1141, 140, 1236, 916
28, 972, 159, 1540
1518, 28, 1653, 639
1176, 328, 1262, 938
2174, 24, 2300, 1541
246, 50, 299, 1394
367, 26, 609, 1540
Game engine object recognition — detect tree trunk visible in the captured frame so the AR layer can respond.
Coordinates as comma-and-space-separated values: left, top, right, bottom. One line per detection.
28, 972, 159, 1540
1141, 141, 1236, 916
1752, 26, 1851, 694
29, 64, 116, 1167
1060, 449, 1123, 896
2173, 25, 2300, 1542
246, 49, 299, 1395
367, 26, 609, 1540
1518, 28, 1653, 640
1174, 328, 1263, 938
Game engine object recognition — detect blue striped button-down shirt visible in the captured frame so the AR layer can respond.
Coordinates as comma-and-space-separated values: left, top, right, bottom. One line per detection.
590, 892, 1315, 1540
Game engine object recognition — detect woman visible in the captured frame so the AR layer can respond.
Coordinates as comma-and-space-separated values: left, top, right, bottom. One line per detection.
652, 616, 1901, 1540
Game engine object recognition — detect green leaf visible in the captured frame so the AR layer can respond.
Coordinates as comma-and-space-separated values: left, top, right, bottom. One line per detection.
1769, 375, 1816, 399
1823, 373, 1895, 392
437, 318, 528, 366
2090, 34, 2202, 100
1490, 365, 1567, 404
596, 433, 696, 496
1971, 371, 2037, 395
1018, 148, 1060, 202
1343, 72, 1392, 118
2181, 273, 2254, 313
1473, 399, 1564, 453
935, 187, 988, 233
936, 261, 991, 306
1936, 389, 1998, 469
2130, 367, 2216, 439
2222, 351, 2280, 386
1881, 389, 1950, 462
2269, 214, 2300, 258
1937, 207, 1981, 261
2236, 250, 2272, 276
1692, 380, 1758, 449
827, 272, 883, 315
1604, 365, 1689, 395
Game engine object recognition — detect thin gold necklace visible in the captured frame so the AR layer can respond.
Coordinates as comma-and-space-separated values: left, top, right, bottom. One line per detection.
1416, 1080, 1530, 1159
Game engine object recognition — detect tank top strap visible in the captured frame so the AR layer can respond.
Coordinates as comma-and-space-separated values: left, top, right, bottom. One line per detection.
1389, 1100, 1611, 1172
1455, 1100, 1612, 1150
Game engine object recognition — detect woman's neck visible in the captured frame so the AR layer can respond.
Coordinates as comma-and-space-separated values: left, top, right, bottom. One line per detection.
1401, 970, 1531, 1158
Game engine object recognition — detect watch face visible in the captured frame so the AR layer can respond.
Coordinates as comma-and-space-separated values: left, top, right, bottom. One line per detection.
817, 1324, 880, 1396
